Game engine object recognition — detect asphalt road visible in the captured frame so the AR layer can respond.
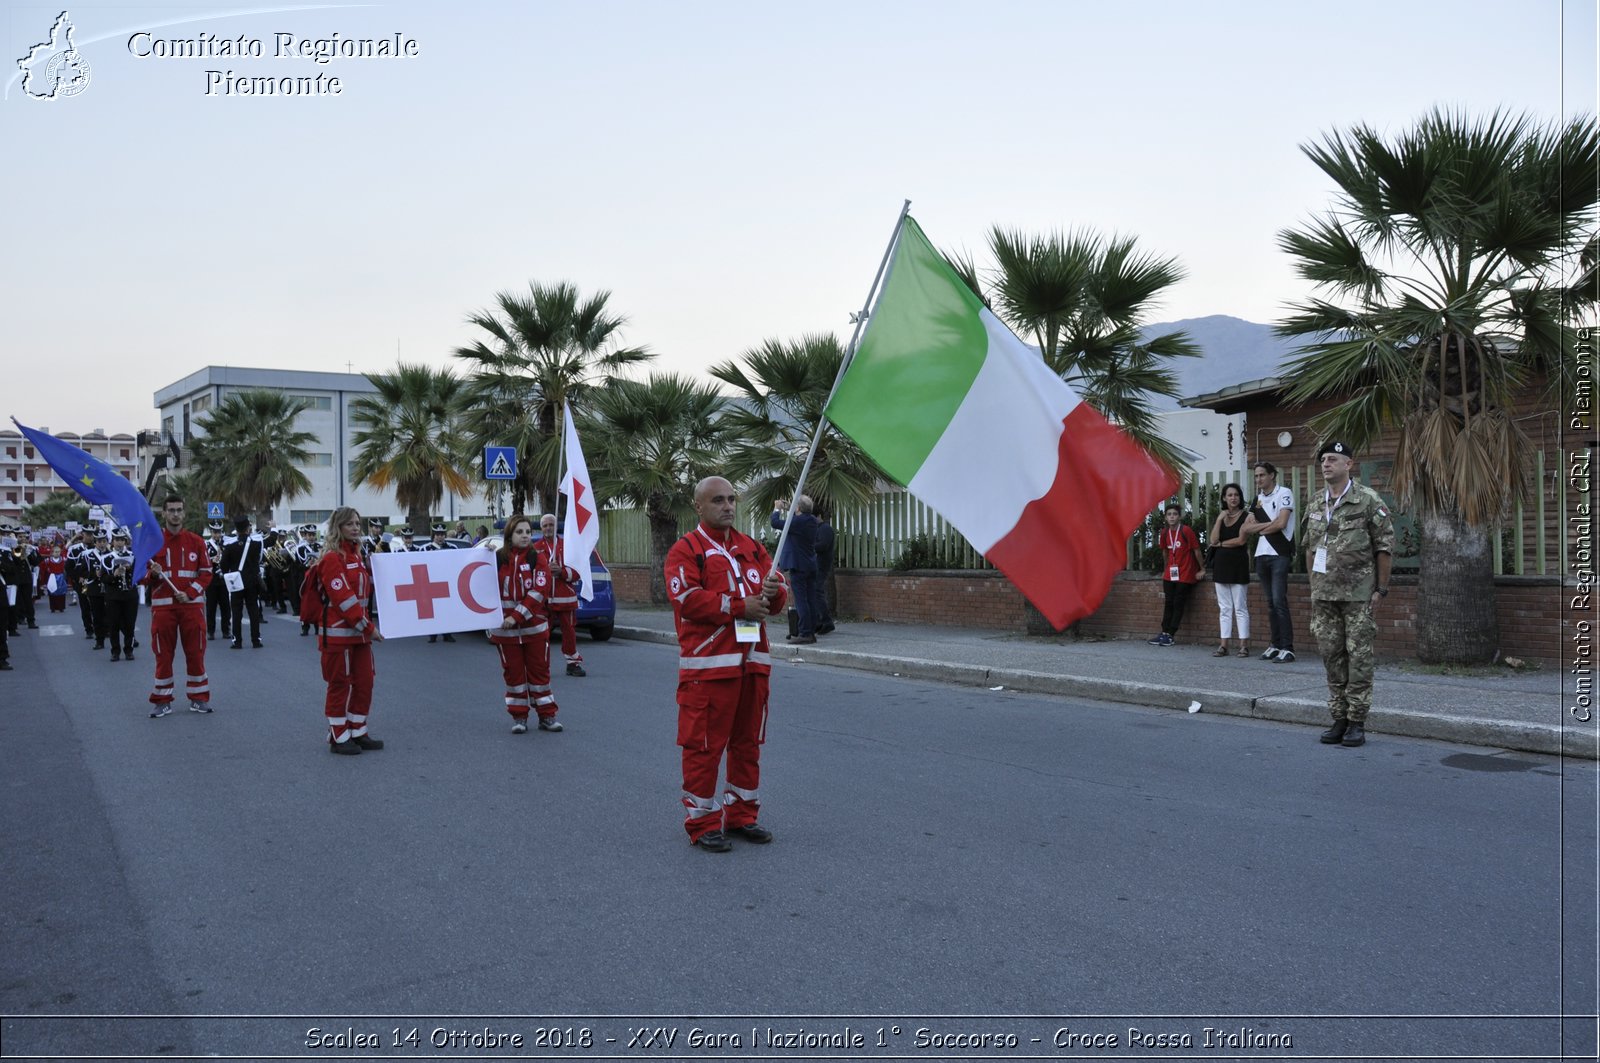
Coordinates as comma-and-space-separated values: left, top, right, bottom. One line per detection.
1, 611, 1595, 1062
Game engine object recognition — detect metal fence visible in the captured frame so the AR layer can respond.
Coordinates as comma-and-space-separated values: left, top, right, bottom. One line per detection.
591, 449, 1571, 578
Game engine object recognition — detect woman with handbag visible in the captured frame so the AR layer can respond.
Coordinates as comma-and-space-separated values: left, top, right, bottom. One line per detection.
1208, 483, 1254, 657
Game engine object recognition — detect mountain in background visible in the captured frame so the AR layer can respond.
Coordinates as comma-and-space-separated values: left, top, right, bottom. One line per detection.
1140, 315, 1302, 409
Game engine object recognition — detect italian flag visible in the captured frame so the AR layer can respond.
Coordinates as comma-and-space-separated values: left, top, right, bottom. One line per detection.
825, 217, 1178, 629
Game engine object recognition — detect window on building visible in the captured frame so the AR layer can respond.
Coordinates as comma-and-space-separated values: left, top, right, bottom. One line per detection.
289, 394, 334, 412
162, 417, 175, 441
23, 446, 33, 459
4, 470, 13, 481
4, 447, 14, 459
190, 394, 212, 413
290, 509, 333, 524
4, 492, 14, 504
302, 453, 334, 467
119, 448, 131, 460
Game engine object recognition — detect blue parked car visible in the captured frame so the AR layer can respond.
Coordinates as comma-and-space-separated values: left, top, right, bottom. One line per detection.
478, 534, 616, 641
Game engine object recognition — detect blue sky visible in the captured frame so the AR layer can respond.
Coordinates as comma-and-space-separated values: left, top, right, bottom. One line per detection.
3, 0, 1594, 432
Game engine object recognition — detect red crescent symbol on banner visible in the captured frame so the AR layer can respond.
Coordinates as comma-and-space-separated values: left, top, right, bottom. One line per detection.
457, 560, 496, 614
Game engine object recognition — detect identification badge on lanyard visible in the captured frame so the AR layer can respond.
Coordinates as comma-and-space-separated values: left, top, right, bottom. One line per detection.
1168, 565, 1180, 580
734, 619, 761, 643
1312, 546, 1328, 574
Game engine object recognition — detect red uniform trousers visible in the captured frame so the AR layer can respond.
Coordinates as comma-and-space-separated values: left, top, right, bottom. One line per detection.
677, 673, 768, 841
150, 603, 209, 705
322, 642, 376, 742
496, 633, 557, 721
547, 606, 582, 662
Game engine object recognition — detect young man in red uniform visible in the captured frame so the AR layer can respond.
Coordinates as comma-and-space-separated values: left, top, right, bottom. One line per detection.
317, 507, 385, 755
665, 476, 786, 853
536, 513, 585, 676
491, 514, 562, 734
144, 496, 213, 718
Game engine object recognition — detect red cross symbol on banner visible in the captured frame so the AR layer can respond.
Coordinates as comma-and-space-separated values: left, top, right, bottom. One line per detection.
394, 563, 451, 619
570, 479, 593, 534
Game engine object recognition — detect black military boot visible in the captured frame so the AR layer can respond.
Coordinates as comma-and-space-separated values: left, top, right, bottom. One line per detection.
1319, 718, 1349, 744
1341, 720, 1366, 747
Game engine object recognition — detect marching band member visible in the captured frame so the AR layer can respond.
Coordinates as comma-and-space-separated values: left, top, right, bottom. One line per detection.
203, 520, 231, 642
144, 496, 214, 717
425, 522, 456, 643
489, 513, 561, 734
102, 528, 140, 662
315, 507, 384, 755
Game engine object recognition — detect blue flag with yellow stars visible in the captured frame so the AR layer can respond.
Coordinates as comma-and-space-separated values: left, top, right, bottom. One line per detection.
11, 418, 162, 581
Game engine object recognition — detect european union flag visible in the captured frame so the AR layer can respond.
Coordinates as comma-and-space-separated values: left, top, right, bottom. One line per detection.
12, 419, 162, 581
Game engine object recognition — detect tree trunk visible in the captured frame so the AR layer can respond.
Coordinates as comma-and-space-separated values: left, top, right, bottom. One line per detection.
1416, 507, 1499, 664
647, 512, 681, 605
409, 508, 432, 535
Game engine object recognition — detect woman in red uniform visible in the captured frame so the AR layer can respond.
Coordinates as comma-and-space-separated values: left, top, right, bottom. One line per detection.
490, 513, 562, 735
316, 507, 384, 755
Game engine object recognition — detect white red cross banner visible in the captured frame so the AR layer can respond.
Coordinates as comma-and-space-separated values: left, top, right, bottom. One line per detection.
371, 547, 501, 638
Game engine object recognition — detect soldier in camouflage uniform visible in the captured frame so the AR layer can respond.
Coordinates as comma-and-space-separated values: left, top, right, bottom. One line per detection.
1302, 441, 1394, 748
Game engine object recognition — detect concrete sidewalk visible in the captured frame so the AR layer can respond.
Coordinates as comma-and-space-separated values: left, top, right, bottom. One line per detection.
615, 605, 1595, 759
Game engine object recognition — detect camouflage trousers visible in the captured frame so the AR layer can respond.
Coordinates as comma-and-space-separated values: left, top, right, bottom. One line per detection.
1309, 599, 1377, 722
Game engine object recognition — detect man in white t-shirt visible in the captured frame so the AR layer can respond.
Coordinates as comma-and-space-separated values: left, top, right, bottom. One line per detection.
1243, 461, 1297, 662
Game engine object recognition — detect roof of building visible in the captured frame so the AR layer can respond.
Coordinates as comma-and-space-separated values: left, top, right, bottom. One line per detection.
154, 366, 380, 406
1179, 376, 1290, 413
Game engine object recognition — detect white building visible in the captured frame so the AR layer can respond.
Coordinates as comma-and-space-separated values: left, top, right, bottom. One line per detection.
153, 366, 488, 529
1154, 408, 1247, 473
0, 427, 144, 525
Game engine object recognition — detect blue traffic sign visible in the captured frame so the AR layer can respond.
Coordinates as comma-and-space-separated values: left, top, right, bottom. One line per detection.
484, 446, 518, 481
206, 501, 225, 520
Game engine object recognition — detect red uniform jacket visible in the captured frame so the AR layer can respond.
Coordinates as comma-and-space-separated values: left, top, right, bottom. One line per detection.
317, 541, 375, 644
665, 524, 788, 682
489, 546, 551, 644
145, 528, 212, 608
533, 537, 581, 612
1160, 525, 1203, 584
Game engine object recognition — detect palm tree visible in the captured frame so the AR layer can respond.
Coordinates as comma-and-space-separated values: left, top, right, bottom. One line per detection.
707, 334, 886, 520
454, 281, 654, 514
584, 373, 728, 603
1276, 107, 1597, 664
189, 390, 316, 526
946, 227, 1200, 471
349, 364, 474, 533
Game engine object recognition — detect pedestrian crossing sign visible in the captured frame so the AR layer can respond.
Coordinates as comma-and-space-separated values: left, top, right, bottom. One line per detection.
206, 502, 225, 520
484, 446, 517, 481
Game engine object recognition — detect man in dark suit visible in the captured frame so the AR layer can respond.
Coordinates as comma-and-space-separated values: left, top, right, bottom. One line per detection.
770, 495, 822, 645
221, 516, 266, 648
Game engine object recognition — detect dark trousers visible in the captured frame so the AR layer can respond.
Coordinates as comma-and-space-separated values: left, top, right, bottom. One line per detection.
206, 582, 231, 637
1161, 580, 1195, 636
76, 585, 93, 635
0, 589, 9, 661
786, 569, 818, 636
12, 582, 34, 627
1255, 553, 1294, 652
105, 594, 139, 653
230, 590, 262, 644
87, 594, 107, 644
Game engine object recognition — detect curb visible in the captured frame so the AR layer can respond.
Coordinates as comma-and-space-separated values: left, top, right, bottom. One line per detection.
614, 626, 1594, 760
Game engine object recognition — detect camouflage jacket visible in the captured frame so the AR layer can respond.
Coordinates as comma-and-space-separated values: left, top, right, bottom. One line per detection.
1302, 480, 1395, 601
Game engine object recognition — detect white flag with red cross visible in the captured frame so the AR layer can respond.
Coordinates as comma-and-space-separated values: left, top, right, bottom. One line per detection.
561, 400, 599, 602
371, 547, 502, 638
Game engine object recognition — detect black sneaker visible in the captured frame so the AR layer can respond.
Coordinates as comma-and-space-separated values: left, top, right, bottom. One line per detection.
566, 661, 586, 677
1275, 649, 1296, 663
728, 823, 773, 844
329, 739, 361, 755
442, 634, 456, 643
693, 830, 732, 853
352, 734, 384, 751
110, 651, 121, 662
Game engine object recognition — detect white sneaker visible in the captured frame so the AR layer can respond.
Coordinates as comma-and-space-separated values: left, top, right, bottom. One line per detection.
1260, 647, 1281, 660
511, 719, 528, 734
538, 716, 563, 732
